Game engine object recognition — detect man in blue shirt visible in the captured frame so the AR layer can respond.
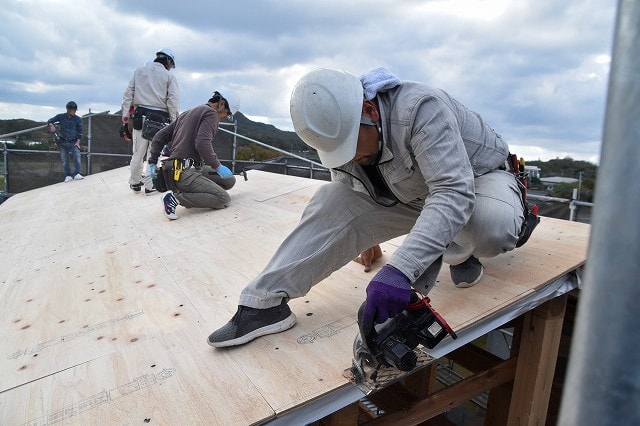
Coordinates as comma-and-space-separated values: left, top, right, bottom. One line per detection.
48, 101, 83, 182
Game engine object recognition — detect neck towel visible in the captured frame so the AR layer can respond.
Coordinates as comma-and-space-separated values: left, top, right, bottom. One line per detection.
359, 67, 402, 100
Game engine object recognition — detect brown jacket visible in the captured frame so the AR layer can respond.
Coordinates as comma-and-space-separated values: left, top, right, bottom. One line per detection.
149, 103, 221, 168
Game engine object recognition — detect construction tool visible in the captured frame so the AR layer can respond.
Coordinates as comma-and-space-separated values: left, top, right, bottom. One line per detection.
205, 168, 248, 181
349, 290, 457, 392
119, 123, 132, 142
173, 159, 183, 181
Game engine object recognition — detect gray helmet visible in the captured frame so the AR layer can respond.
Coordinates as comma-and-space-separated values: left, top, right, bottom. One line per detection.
66, 101, 78, 109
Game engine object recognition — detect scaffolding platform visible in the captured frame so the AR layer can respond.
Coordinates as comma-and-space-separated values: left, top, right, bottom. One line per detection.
0, 168, 589, 425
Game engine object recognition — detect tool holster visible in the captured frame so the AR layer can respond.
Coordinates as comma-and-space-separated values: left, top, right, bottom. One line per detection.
504, 153, 540, 248
156, 159, 181, 192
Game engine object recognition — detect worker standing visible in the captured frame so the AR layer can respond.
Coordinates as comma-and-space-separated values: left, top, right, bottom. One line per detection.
121, 48, 180, 195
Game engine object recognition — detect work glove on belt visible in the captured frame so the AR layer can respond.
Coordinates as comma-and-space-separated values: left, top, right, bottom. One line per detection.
148, 164, 157, 180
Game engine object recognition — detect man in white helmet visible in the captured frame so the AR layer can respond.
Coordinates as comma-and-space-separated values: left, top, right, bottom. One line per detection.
208, 67, 534, 348
121, 47, 180, 195
147, 91, 238, 220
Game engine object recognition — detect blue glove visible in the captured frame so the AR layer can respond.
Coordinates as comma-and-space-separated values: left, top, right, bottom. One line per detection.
149, 163, 157, 180
362, 265, 412, 327
216, 164, 233, 179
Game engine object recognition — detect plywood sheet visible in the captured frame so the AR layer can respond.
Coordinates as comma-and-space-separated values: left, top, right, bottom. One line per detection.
0, 168, 590, 425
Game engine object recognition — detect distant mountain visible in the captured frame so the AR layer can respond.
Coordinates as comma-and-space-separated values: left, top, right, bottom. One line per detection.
1, 112, 308, 152
0, 118, 51, 141
233, 113, 308, 152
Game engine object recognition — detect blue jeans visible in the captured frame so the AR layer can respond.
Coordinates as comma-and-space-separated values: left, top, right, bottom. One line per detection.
60, 141, 81, 176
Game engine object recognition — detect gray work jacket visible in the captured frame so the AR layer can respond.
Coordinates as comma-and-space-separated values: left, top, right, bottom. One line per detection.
333, 81, 509, 282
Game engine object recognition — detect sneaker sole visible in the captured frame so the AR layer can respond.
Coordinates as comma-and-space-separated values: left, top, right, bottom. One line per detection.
207, 312, 297, 348
453, 267, 484, 288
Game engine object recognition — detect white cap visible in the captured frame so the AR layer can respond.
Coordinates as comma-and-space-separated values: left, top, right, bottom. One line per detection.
290, 69, 364, 168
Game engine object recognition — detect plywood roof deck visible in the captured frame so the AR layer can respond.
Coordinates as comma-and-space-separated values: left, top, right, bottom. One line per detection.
0, 168, 590, 425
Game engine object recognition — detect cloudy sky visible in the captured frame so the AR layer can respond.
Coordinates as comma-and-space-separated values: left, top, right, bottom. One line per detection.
0, 0, 618, 164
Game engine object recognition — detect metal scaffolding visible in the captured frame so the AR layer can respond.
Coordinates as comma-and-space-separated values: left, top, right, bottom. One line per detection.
558, 0, 640, 424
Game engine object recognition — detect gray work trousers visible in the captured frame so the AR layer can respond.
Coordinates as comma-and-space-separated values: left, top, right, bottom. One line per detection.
239, 170, 524, 309
174, 165, 236, 209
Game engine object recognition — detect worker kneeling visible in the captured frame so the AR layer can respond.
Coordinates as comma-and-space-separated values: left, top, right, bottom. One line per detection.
147, 91, 240, 220
208, 67, 535, 348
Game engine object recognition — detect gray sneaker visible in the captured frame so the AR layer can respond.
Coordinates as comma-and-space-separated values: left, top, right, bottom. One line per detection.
207, 300, 297, 347
450, 256, 484, 288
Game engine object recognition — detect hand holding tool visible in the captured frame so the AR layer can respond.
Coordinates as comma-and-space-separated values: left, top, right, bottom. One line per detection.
363, 265, 412, 327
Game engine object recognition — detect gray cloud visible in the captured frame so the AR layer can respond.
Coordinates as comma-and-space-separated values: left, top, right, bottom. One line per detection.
0, 0, 617, 163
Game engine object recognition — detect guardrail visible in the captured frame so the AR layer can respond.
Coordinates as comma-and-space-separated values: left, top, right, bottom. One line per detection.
528, 192, 593, 223
1, 121, 592, 223
0, 114, 326, 196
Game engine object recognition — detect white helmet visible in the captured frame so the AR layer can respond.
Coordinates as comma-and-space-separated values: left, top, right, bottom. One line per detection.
156, 47, 176, 67
290, 68, 364, 168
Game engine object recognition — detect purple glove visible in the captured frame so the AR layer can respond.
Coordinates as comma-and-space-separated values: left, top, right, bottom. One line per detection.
362, 265, 412, 327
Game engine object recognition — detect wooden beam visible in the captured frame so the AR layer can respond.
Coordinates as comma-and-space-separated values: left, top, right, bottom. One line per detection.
368, 382, 421, 414
483, 381, 513, 426
446, 343, 503, 373
484, 314, 523, 425
507, 295, 567, 425
403, 363, 438, 399
365, 357, 517, 425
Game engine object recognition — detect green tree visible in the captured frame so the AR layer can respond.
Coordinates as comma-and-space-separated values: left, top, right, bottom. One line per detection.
528, 156, 598, 201
550, 182, 578, 199
236, 144, 281, 161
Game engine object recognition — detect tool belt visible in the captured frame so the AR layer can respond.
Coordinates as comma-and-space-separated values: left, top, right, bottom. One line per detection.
154, 159, 201, 192
132, 107, 170, 138
501, 153, 540, 248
